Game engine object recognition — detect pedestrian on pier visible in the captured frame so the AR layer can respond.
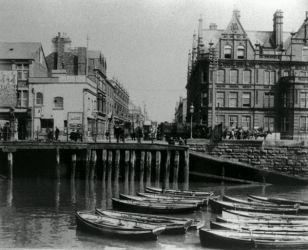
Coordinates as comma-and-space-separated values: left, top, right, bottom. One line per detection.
55, 127, 60, 141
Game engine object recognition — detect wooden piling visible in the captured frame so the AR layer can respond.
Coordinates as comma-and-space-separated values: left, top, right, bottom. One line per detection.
146, 151, 152, 187
183, 150, 189, 190
71, 153, 77, 180
164, 150, 171, 189
130, 150, 136, 194
7, 152, 13, 179
114, 150, 120, 197
155, 151, 161, 187
107, 150, 113, 184
56, 148, 60, 165
90, 150, 97, 180
124, 150, 130, 192
85, 149, 91, 180
139, 151, 145, 191
173, 151, 179, 189
102, 149, 107, 182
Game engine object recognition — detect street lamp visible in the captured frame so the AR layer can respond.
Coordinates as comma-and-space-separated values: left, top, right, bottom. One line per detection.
190, 104, 194, 139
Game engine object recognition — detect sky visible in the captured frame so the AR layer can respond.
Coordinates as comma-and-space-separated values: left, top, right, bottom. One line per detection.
0, 0, 307, 122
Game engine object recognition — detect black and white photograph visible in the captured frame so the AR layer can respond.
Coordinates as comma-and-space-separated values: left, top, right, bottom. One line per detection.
1, 0, 308, 249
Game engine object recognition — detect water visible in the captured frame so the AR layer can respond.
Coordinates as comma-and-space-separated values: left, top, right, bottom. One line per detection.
1, 175, 308, 249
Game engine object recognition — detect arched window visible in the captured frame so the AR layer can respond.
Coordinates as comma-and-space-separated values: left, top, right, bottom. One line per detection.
54, 96, 63, 108
217, 70, 225, 83
237, 45, 245, 59
230, 70, 238, 84
224, 45, 232, 59
36, 92, 43, 105
243, 70, 251, 84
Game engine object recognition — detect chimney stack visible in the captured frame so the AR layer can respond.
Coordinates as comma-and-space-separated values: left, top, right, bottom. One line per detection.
273, 10, 283, 49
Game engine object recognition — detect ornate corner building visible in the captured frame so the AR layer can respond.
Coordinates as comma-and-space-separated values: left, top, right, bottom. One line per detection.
186, 9, 308, 139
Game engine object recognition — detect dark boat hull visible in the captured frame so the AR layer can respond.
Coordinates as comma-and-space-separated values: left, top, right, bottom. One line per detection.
75, 212, 163, 241
199, 229, 308, 249
112, 198, 197, 214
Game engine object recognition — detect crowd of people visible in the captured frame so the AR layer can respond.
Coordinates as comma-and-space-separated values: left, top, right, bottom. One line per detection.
223, 127, 271, 140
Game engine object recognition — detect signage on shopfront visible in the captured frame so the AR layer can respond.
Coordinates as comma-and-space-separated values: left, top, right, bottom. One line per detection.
0, 71, 17, 107
67, 112, 83, 133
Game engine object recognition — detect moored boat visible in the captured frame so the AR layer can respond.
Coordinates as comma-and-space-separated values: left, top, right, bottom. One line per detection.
210, 221, 308, 234
216, 216, 308, 226
112, 198, 198, 214
249, 195, 308, 206
145, 186, 214, 197
199, 229, 308, 248
95, 209, 193, 234
222, 209, 308, 221
209, 198, 307, 214
223, 195, 281, 206
75, 211, 165, 240
137, 192, 206, 207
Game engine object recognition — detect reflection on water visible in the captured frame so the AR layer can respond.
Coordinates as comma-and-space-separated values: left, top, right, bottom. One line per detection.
1, 171, 308, 249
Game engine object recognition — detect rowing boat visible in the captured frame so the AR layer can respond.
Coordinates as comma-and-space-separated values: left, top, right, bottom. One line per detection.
145, 186, 214, 197
75, 211, 165, 240
216, 216, 308, 226
199, 229, 308, 248
223, 195, 282, 206
249, 195, 308, 206
210, 221, 308, 234
137, 192, 206, 206
112, 198, 198, 214
95, 209, 193, 234
209, 199, 308, 214
222, 209, 308, 221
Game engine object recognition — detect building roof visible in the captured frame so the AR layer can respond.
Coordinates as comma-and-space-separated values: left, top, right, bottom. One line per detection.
0, 42, 42, 60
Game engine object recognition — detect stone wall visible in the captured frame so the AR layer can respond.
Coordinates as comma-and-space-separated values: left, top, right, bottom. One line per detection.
188, 139, 308, 175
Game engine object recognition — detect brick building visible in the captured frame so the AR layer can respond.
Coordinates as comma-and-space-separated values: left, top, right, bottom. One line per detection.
186, 9, 308, 139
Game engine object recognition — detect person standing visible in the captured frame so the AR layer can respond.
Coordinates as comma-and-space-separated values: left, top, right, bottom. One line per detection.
55, 127, 60, 141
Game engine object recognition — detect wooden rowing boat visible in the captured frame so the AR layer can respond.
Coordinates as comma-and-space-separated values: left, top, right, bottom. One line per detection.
75, 211, 165, 240
209, 199, 308, 214
216, 216, 308, 226
112, 198, 198, 214
95, 209, 193, 234
136, 192, 206, 207
223, 195, 281, 206
222, 209, 308, 221
145, 186, 214, 197
249, 195, 308, 206
210, 221, 308, 234
199, 229, 308, 248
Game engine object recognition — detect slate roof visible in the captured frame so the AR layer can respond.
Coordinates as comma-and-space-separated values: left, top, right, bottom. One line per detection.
0, 42, 41, 60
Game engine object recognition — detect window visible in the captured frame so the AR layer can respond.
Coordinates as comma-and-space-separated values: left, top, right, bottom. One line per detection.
36, 92, 43, 105
229, 116, 238, 128
54, 96, 64, 109
264, 117, 274, 132
242, 93, 251, 107
283, 92, 288, 107
229, 92, 238, 107
224, 45, 232, 59
242, 116, 251, 129
300, 116, 308, 131
270, 71, 275, 85
283, 71, 289, 77
201, 92, 207, 107
282, 116, 289, 132
237, 45, 245, 59
243, 70, 251, 84
17, 90, 28, 107
300, 92, 308, 108
216, 115, 225, 125
264, 70, 275, 85
302, 47, 308, 61
217, 70, 225, 83
230, 70, 238, 84
17, 64, 29, 80
264, 92, 274, 108
216, 92, 225, 107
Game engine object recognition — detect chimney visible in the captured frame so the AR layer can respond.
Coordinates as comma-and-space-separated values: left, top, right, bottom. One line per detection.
306, 11, 308, 20
51, 32, 72, 70
209, 23, 217, 30
273, 10, 283, 48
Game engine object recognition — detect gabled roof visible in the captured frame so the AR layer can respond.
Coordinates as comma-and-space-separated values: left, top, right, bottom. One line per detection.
0, 42, 42, 60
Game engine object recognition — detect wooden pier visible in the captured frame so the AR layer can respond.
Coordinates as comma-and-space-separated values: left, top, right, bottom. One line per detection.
0, 142, 189, 189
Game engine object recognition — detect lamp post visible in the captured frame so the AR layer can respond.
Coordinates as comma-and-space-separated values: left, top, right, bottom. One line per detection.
190, 104, 194, 139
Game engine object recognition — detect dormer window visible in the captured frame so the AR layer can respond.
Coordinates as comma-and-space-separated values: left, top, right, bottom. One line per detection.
224, 45, 232, 59
237, 45, 245, 59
